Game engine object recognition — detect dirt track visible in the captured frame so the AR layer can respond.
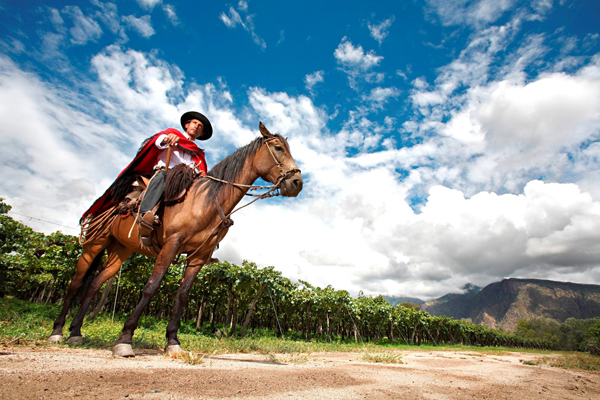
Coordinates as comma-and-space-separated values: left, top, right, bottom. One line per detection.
0, 347, 599, 399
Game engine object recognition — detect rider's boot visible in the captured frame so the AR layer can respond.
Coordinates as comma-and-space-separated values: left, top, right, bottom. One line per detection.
138, 211, 156, 247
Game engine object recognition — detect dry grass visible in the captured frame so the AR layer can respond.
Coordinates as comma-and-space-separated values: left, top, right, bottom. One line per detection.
266, 352, 311, 364
360, 351, 404, 364
520, 352, 600, 371
546, 353, 600, 371
165, 351, 205, 365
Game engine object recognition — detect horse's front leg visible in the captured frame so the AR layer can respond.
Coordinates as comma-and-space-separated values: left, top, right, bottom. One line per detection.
112, 236, 182, 357
164, 257, 209, 354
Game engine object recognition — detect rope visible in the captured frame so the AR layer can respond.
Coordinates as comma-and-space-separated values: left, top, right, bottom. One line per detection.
344, 304, 371, 355
79, 207, 119, 245
268, 289, 284, 337
111, 263, 123, 322
204, 175, 279, 191
6, 211, 79, 231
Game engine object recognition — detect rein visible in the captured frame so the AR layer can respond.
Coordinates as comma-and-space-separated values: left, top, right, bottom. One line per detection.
204, 137, 300, 198
175, 136, 300, 263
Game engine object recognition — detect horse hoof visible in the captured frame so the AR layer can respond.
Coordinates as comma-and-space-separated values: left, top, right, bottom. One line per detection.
66, 336, 83, 345
165, 345, 184, 356
112, 343, 135, 358
47, 334, 64, 343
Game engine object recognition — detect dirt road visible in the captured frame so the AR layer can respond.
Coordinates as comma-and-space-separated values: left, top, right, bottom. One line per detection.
1, 347, 598, 399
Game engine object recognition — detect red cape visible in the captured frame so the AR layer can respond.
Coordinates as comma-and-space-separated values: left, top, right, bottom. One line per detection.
81, 128, 207, 221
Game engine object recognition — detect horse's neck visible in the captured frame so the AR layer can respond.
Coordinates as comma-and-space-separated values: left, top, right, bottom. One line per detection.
216, 162, 259, 215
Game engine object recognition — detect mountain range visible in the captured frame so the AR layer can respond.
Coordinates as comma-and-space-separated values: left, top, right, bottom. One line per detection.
393, 278, 600, 332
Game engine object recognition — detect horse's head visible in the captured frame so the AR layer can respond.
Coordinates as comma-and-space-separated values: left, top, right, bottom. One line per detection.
254, 122, 303, 197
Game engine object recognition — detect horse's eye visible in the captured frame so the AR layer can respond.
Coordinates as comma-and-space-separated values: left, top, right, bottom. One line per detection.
274, 145, 284, 152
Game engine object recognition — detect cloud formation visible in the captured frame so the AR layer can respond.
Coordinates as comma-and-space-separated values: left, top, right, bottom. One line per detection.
334, 37, 384, 89
368, 16, 395, 45
122, 15, 155, 38
220, 1, 266, 49
305, 70, 324, 96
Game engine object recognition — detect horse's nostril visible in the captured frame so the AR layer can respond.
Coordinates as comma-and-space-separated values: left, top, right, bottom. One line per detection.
293, 179, 301, 188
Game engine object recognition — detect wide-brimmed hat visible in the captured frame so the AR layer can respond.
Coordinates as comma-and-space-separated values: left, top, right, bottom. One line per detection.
180, 111, 212, 140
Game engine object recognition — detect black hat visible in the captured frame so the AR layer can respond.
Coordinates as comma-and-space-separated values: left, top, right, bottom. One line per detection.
180, 111, 213, 140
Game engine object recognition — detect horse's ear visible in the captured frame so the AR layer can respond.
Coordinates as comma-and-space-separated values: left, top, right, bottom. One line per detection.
259, 122, 274, 138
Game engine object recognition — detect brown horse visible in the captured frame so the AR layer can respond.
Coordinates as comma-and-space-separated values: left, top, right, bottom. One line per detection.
47, 123, 302, 357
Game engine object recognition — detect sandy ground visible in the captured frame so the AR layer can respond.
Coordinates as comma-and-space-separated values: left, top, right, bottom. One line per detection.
0, 346, 599, 399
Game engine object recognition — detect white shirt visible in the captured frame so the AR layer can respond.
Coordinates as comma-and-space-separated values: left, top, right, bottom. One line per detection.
154, 133, 202, 172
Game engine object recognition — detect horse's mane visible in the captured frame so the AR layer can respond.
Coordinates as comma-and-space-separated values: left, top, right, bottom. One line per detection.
195, 134, 289, 204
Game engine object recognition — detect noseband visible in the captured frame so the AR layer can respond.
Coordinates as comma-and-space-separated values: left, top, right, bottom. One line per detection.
262, 136, 301, 188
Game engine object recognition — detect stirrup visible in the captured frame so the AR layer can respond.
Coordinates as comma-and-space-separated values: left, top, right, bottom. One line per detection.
140, 235, 153, 247
138, 212, 156, 228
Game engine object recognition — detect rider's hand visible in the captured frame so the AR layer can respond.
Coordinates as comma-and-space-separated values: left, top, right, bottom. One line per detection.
161, 134, 179, 146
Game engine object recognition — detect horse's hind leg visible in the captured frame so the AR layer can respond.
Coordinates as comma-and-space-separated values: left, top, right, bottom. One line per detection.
67, 241, 133, 343
165, 258, 207, 354
48, 238, 111, 342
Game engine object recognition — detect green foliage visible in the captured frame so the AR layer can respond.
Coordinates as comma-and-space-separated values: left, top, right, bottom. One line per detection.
0, 198, 11, 214
0, 199, 585, 353
586, 318, 600, 355
400, 302, 421, 311
516, 317, 600, 352
515, 317, 560, 346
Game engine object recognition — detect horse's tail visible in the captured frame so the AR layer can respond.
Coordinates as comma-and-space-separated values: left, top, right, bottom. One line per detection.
74, 250, 105, 304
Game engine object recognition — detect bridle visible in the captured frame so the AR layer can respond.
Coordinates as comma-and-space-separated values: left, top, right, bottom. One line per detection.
259, 136, 302, 192
205, 136, 301, 198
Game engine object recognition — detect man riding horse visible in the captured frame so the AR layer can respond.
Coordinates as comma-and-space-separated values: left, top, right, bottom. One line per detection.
81, 111, 212, 246
50, 119, 302, 356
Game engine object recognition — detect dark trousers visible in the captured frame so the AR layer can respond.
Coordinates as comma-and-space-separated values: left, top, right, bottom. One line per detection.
140, 170, 166, 215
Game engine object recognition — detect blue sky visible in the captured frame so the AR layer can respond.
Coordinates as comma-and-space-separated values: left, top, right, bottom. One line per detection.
2, 0, 600, 299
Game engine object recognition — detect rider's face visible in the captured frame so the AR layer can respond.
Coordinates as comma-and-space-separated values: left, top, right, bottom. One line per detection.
185, 119, 204, 140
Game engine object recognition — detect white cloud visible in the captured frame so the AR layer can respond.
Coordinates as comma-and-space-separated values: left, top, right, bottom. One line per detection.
162, 4, 180, 26
135, 0, 161, 11
479, 70, 600, 153
220, 7, 242, 28
425, 0, 516, 27
92, 1, 125, 38
334, 37, 383, 89
0, 55, 129, 232
49, 7, 65, 28
429, 56, 600, 194
304, 70, 324, 95
62, 6, 103, 45
364, 86, 400, 109
368, 16, 395, 45
122, 15, 155, 38
219, 4, 266, 49
0, 36, 25, 54
334, 37, 383, 70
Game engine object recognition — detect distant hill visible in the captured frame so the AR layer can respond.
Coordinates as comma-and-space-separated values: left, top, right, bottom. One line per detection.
422, 278, 600, 332
382, 295, 425, 307
421, 283, 481, 316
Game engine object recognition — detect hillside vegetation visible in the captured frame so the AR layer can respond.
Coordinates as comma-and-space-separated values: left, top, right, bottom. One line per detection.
2, 198, 598, 353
